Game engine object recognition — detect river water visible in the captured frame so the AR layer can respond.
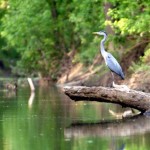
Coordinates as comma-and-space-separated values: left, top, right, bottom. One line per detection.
0, 85, 150, 150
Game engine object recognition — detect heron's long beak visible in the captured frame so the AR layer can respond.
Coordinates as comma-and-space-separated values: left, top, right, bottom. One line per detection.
92, 32, 99, 35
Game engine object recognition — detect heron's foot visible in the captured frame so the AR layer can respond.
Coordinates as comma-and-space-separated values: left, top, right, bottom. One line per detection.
112, 82, 130, 92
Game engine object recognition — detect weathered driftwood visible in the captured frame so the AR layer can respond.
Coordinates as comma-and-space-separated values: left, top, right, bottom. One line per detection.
64, 86, 150, 113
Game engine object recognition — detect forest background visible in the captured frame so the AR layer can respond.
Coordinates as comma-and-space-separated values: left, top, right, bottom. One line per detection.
0, 0, 150, 90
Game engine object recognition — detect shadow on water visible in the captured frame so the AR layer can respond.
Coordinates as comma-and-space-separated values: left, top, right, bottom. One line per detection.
0, 85, 150, 150
65, 114, 150, 137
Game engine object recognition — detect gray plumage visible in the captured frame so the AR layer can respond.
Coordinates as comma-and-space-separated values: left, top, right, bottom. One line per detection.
94, 31, 125, 79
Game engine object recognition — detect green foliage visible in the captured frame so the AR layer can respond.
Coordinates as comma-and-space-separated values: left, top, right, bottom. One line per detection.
105, 0, 150, 75
129, 62, 150, 73
0, 0, 150, 78
69, 0, 105, 64
75, 42, 98, 64
0, 0, 106, 77
141, 48, 150, 64
106, 0, 150, 36
129, 44, 150, 73
1, 0, 54, 76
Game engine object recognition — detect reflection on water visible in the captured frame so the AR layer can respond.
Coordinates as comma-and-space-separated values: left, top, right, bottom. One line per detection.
0, 86, 150, 150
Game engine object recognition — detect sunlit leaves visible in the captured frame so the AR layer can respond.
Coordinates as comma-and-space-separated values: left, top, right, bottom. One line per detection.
106, 0, 150, 36
141, 48, 150, 64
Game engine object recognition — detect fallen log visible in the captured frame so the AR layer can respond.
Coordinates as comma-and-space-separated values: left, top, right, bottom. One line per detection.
64, 86, 150, 113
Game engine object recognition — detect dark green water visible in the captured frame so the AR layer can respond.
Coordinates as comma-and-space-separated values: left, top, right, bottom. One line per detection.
0, 86, 150, 150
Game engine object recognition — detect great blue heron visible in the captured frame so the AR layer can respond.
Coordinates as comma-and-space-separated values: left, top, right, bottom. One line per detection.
93, 31, 125, 85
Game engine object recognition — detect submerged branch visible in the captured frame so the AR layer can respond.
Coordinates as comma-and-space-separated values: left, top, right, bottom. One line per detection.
27, 78, 35, 92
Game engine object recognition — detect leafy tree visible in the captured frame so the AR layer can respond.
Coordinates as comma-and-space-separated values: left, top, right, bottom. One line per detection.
0, 0, 19, 73
1, 0, 105, 77
1, 0, 150, 78
1, 0, 54, 76
106, 0, 150, 39
69, 0, 105, 64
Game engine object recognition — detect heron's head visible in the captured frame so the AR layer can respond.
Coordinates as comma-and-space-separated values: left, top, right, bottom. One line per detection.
93, 31, 107, 36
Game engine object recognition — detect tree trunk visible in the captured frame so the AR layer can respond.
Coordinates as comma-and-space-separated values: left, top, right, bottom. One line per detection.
64, 86, 150, 113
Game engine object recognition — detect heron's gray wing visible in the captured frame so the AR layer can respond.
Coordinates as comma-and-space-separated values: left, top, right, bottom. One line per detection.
106, 53, 124, 79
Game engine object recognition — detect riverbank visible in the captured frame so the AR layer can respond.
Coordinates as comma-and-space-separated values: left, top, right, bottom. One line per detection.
57, 62, 150, 93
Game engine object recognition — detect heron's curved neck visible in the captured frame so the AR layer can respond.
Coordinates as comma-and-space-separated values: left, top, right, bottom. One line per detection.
100, 34, 107, 57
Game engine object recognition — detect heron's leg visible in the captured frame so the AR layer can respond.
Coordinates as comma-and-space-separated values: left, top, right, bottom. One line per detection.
111, 72, 114, 81
111, 72, 118, 87
111, 72, 130, 92
111, 72, 115, 87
